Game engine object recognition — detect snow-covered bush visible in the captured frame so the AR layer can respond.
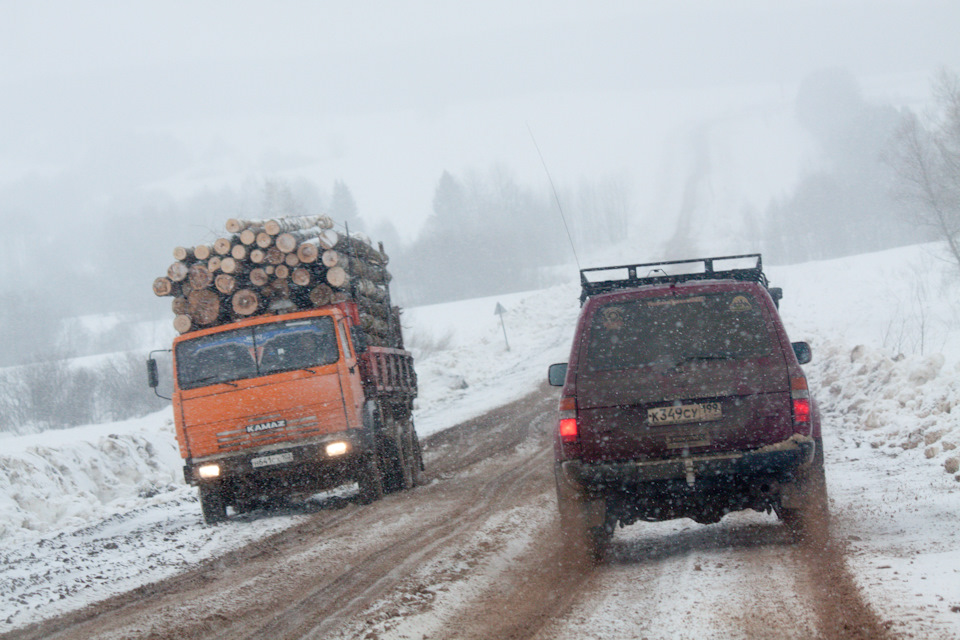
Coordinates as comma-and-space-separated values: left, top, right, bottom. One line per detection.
0, 353, 169, 435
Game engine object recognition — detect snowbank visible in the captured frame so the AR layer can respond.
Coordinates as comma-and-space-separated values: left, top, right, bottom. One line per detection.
770, 242, 960, 483
406, 283, 580, 436
0, 411, 182, 543
813, 340, 960, 480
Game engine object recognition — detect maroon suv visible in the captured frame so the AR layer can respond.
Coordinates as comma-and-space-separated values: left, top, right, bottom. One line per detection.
548, 255, 827, 556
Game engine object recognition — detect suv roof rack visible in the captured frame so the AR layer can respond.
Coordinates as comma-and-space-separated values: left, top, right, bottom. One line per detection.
579, 253, 778, 305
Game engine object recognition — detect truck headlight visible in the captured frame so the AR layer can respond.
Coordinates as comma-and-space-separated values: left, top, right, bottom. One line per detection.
325, 441, 349, 457
197, 463, 221, 479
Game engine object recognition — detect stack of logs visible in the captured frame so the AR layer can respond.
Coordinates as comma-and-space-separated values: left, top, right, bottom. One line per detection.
152, 215, 400, 346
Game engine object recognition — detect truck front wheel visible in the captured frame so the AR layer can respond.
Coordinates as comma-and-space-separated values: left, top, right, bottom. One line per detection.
356, 453, 384, 504
199, 485, 227, 525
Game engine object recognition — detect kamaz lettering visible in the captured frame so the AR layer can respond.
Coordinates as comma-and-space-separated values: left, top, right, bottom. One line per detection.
246, 419, 287, 434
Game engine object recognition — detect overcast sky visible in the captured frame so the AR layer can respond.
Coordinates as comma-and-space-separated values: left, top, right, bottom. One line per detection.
2, 0, 960, 238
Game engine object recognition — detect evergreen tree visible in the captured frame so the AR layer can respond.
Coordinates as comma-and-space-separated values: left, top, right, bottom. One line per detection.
261, 179, 307, 218
330, 179, 363, 232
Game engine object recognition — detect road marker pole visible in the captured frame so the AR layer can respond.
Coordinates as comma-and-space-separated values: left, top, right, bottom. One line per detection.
494, 302, 510, 351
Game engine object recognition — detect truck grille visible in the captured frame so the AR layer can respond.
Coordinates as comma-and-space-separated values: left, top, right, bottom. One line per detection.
215, 414, 321, 451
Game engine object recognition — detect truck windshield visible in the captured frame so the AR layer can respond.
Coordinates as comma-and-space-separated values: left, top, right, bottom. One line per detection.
584, 291, 774, 372
175, 317, 339, 390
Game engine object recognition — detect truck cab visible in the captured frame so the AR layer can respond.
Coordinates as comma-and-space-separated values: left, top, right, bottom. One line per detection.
152, 303, 420, 523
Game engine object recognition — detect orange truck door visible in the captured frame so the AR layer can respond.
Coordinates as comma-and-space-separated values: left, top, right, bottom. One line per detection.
336, 318, 364, 428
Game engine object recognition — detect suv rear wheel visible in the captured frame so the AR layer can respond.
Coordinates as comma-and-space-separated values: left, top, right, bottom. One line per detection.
556, 476, 612, 562
780, 437, 829, 541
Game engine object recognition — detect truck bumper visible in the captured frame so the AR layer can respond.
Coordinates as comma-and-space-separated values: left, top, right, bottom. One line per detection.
183, 430, 372, 486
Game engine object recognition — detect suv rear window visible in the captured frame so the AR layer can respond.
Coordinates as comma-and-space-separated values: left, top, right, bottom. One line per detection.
584, 291, 774, 371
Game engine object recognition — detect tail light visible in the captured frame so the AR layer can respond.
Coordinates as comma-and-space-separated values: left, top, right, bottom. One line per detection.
791, 377, 811, 429
558, 396, 578, 444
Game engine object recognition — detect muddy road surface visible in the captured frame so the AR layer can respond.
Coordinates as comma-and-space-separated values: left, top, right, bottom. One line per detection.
5, 386, 892, 640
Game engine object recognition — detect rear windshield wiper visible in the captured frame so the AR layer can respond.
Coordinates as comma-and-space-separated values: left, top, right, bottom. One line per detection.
675, 353, 733, 366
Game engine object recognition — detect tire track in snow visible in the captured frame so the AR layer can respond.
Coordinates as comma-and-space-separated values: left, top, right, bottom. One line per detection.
1, 385, 894, 640
2, 388, 561, 640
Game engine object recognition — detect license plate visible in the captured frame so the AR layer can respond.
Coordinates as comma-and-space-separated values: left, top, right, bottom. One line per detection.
647, 402, 722, 426
251, 452, 294, 469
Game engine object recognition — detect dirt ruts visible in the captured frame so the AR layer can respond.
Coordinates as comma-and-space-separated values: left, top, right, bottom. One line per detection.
2, 385, 895, 640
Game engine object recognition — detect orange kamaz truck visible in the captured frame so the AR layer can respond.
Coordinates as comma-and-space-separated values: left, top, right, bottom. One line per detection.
148, 300, 421, 524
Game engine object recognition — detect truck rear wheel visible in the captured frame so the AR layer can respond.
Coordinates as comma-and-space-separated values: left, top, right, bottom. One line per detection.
199, 485, 227, 525
356, 453, 384, 504
407, 422, 426, 487
398, 419, 424, 488
379, 414, 414, 493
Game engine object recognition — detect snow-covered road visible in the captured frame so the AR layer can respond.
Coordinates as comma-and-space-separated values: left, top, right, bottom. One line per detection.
2, 243, 960, 638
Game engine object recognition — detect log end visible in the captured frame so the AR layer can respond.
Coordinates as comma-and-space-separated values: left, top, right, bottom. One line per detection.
232, 289, 260, 316
167, 262, 189, 282
153, 277, 174, 297
173, 314, 193, 334
297, 243, 319, 264
187, 288, 221, 325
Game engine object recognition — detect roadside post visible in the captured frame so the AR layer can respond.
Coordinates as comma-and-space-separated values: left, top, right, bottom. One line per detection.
494, 302, 510, 351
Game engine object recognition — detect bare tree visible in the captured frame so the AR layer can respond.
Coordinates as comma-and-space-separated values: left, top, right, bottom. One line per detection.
886, 70, 960, 270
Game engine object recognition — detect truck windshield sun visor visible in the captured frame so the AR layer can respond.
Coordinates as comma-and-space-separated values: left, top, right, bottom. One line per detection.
583, 291, 774, 372
176, 316, 339, 389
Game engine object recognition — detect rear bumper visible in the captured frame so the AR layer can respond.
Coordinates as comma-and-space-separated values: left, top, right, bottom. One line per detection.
559, 434, 815, 494
183, 430, 372, 486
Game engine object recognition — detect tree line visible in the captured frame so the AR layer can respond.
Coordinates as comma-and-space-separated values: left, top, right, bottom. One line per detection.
762, 68, 960, 267
386, 168, 633, 306
2, 66, 959, 390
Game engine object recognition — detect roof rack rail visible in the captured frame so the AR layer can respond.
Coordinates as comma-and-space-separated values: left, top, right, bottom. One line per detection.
579, 253, 776, 305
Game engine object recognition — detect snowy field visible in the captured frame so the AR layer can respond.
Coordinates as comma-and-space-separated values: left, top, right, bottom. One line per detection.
2, 242, 960, 635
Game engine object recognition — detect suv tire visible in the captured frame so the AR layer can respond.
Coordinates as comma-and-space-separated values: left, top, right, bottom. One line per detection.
556, 476, 612, 562
781, 437, 829, 541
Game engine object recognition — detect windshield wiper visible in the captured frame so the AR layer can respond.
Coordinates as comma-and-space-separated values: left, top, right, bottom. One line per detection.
675, 353, 733, 366
192, 376, 238, 387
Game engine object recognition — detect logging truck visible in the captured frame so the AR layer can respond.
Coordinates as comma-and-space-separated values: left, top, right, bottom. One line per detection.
148, 216, 422, 524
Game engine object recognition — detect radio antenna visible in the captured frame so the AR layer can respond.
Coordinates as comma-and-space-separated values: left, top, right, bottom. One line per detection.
527, 124, 581, 271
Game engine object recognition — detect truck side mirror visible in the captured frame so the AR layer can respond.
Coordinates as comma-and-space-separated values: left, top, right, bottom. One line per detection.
350, 326, 368, 355
147, 358, 160, 388
792, 341, 812, 365
548, 363, 568, 387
